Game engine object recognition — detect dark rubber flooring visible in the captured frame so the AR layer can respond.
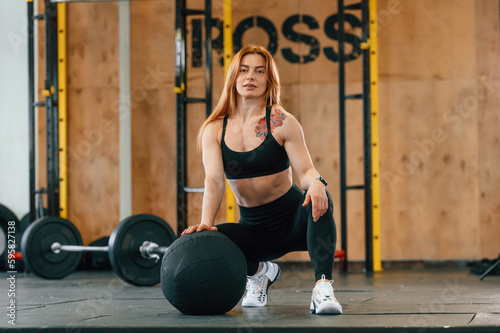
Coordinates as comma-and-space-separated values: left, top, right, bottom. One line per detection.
1, 264, 499, 333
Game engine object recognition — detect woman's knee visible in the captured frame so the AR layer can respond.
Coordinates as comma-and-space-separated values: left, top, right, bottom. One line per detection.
325, 190, 334, 213
215, 222, 243, 239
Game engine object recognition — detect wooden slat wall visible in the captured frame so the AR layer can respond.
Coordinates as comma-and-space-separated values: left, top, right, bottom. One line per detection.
475, 0, 500, 258
377, 0, 499, 260
66, 2, 120, 244
129, 1, 175, 224
36, 0, 500, 261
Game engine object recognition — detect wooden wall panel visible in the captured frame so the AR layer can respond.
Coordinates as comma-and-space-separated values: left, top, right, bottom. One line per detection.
67, 4, 120, 89
376, 0, 498, 260
129, 1, 176, 230
475, 0, 500, 258
377, 0, 476, 82
379, 80, 481, 260
66, 89, 120, 243
66, 2, 119, 244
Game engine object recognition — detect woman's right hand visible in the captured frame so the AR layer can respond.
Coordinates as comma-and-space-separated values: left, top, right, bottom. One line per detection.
181, 223, 218, 236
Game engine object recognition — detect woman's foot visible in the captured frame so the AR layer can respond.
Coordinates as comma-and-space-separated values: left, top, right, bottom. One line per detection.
310, 274, 343, 315
242, 261, 281, 307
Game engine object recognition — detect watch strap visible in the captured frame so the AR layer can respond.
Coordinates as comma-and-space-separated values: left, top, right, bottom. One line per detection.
313, 176, 328, 187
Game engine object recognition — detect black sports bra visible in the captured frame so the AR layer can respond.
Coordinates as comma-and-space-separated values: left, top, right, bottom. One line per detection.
221, 106, 290, 179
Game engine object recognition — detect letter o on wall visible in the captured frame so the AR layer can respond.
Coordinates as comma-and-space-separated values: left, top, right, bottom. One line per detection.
233, 16, 278, 55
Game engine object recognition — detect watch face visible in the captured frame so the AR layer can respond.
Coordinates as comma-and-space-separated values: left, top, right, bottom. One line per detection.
316, 176, 327, 186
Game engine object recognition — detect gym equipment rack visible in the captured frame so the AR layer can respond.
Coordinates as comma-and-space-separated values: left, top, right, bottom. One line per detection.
174, 0, 213, 235
27, 0, 63, 223
337, 0, 382, 273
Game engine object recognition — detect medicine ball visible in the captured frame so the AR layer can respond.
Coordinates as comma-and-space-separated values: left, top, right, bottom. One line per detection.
161, 231, 247, 315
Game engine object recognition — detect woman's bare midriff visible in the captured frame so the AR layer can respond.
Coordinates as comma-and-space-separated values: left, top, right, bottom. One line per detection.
227, 168, 294, 207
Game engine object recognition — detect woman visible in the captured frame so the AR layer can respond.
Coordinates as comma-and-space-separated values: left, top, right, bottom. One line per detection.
182, 45, 342, 315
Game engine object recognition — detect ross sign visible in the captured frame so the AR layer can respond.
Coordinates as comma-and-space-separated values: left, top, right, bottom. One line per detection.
191, 13, 363, 67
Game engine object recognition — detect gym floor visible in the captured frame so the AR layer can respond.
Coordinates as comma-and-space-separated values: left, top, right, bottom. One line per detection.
2, 264, 499, 333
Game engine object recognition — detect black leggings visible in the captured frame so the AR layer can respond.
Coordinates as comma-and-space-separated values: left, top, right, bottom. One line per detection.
217, 184, 337, 281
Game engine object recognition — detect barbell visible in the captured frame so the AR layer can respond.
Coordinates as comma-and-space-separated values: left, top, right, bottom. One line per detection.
20, 214, 176, 286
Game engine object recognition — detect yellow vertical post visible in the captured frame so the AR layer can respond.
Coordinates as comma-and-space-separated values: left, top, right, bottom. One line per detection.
57, 3, 68, 219
369, 0, 382, 271
223, 0, 236, 222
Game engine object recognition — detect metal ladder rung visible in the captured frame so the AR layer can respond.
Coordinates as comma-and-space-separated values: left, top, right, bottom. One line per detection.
183, 187, 205, 193
346, 185, 365, 190
344, 3, 362, 10
345, 94, 363, 100
183, 97, 208, 104
183, 9, 205, 16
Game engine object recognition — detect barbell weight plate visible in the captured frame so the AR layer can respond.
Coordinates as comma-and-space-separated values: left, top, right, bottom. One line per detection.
19, 213, 31, 233
0, 227, 5, 271
21, 216, 83, 279
0, 203, 20, 271
108, 214, 176, 286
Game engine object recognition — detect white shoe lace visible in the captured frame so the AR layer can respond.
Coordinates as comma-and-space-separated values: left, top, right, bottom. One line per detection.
311, 275, 342, 314
245, 275, 268, 303
314, 274, 335, 302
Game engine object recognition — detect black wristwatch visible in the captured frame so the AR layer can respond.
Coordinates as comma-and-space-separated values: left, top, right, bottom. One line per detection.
313, 176, 328, 187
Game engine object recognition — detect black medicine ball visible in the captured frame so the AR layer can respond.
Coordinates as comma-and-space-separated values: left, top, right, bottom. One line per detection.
161, 231, 247, 315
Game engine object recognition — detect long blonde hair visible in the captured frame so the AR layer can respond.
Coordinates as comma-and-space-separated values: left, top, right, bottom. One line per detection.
197, 45, 281, 151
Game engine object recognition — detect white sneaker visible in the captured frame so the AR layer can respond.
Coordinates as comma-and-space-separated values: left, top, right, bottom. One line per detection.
242, 262, 280, 307
310, 274, 343, 315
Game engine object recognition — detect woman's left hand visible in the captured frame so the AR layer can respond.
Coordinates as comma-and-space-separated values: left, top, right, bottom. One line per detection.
302, 180, 328, 222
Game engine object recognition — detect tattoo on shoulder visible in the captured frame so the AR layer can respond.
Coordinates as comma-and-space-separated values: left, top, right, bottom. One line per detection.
254, 109, 287, 141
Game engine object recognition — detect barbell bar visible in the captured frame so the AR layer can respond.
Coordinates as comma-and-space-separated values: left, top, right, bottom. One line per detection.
49, 241, 168, 262
51, 243, 109, 253
21, 214, 176, 286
